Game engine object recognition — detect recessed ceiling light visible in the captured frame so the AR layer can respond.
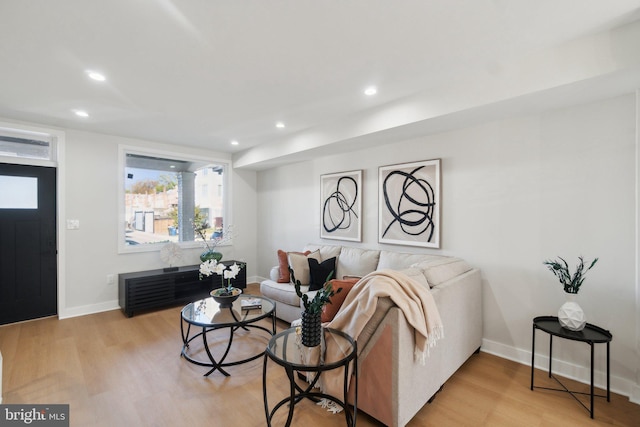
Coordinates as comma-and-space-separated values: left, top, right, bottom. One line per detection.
86, 70, 106, 82
74, 110, 89, 118
275, 122, 285, 129
231, 140, 239, 146
364, 86, 377, 96
169, 165, 176, 169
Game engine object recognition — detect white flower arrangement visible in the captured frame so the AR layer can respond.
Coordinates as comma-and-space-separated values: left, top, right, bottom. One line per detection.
199, 259, 244, 294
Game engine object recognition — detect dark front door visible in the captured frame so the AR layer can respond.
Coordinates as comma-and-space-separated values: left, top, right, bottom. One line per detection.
0, 163, 57, 324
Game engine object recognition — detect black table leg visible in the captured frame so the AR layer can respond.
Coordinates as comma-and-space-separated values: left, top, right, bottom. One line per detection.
180, 316, 192, 349
202, 327, 231, 377
284, 366, 296, 427
590, 342, 595, 419
607, 341, 610, 402
548, 335, 553, 377
353, 345, 358, 427
263, 354, 271, 427
531, 323, 536, 390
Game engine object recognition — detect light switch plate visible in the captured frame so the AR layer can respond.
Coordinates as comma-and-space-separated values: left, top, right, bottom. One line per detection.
66, 219, 80, 230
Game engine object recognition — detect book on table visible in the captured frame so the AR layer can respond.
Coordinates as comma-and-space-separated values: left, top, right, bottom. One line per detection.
241, 298, 262, 310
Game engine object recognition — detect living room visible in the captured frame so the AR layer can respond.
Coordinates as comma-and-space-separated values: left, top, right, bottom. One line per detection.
1, 2, 640, 426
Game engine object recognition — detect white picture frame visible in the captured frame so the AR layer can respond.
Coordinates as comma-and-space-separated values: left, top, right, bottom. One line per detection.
320, 170, 362, 242
378, 159, 440, 248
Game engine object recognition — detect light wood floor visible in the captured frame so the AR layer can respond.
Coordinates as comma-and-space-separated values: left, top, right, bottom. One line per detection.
1, 283, 639, 426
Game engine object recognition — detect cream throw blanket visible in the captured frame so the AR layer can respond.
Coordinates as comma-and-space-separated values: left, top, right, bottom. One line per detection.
319, 269, 444, 403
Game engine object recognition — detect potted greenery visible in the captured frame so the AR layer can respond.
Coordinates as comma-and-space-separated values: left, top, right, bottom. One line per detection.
543, 256, 598, 331
193, 220, 232, 262
290, 267, 341, 347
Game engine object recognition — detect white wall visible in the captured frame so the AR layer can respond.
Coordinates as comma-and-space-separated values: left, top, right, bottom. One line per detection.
256, 93, 639, 399
61, 129, 258, 317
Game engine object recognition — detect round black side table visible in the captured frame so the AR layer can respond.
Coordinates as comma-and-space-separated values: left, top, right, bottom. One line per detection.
263, 327, 358, 427
530, 315, 612, 419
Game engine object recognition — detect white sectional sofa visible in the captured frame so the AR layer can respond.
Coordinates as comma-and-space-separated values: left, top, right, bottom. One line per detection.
260, 244, 482, 427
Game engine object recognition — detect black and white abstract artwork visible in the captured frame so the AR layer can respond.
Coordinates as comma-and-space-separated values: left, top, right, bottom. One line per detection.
378, 159, 440, 248
320, 170, 362, 242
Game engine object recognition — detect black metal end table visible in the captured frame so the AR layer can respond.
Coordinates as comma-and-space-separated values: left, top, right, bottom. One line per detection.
180, 295, 276, 376
530, 315, 612, 418
263, 327, 358, 427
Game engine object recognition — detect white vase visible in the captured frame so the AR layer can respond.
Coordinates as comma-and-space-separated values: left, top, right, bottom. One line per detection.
558, 293, 586, 331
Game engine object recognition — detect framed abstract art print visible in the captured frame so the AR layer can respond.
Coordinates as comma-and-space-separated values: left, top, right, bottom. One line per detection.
320, 170, 362, 242
378, 159, 440, 248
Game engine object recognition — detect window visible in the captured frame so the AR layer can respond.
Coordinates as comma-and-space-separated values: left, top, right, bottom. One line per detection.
0, 176, 38, 209
119, 147, 228, 252
0, 127, 53, 161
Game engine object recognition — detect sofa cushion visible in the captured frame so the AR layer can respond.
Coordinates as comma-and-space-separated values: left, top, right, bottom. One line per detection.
308, 257, 337, 291
261, 280, 306, 306
289, 250, 321, 285
321, 278, 359, 322
378, 251, 441, 270
304, 244, 342, 261
337, 247, 380, 279
411, 257, 473, 287
398, 267, 430, 288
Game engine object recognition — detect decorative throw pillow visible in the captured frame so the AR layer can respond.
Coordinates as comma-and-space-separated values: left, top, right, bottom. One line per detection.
308, 257, 336, 291
288, 250, 321, 285
276, 249, 309, 283
321, 278, 359, 323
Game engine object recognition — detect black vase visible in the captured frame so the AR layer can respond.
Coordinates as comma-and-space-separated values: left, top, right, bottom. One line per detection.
301, 310, 322, 347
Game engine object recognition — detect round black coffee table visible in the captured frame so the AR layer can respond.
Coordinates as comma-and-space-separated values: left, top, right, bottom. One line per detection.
181, 295, 276, 376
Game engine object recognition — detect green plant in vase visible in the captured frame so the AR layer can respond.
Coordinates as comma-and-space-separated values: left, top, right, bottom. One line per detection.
290, 267, 341, 346
543, 256, 598, 294
543, 255, 598, 331
193, 220, 233, 262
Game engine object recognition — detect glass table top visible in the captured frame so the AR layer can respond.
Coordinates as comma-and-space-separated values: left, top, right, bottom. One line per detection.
266, 327, 356, 370
181, 295, 275, 327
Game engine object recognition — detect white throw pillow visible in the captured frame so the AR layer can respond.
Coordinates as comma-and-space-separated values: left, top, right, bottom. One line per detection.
378, 251, 440, 270
337, 247, 380, 279
304, 244, 341, 261
288, 250, 321, 285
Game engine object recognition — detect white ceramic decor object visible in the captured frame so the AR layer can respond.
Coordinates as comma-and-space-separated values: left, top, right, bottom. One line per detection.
558, 294, 586, 331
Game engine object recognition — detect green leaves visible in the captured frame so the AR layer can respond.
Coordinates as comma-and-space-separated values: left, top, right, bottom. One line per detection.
543, 256, 598, 294
290, 267, 341, 314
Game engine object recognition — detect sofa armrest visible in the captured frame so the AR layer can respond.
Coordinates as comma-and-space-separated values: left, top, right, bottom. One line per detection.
269, 266, 280, 282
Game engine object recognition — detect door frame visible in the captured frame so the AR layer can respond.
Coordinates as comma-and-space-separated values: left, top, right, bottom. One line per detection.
0, 121, 66, 320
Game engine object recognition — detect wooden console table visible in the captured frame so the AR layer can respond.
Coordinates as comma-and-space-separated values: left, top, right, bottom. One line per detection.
119, 261, 247, 317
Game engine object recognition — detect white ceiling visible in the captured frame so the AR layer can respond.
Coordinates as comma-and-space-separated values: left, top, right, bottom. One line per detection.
1, 1, 639, 169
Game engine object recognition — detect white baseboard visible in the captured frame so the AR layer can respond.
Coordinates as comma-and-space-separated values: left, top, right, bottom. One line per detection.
247, 276, 263, 285
481, 338, 638, 403
630, 383, 640, 405
58, 300, 120, 319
